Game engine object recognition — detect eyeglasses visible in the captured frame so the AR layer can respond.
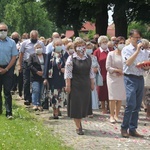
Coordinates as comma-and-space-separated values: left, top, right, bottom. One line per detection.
0, 29, 7, 32
132, 36, 141, 39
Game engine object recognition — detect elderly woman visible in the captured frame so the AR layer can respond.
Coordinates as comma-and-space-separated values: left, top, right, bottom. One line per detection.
65, 38, 94, 135
106, 36, 126, 123
43, 38, 65, 119
63, 42, 75, 62
28, 43, 46, 111
93, 36, 110, 114
85, 42, 100, 112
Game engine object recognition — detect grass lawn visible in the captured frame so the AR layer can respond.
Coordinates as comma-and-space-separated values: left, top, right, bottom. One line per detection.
0, 102, 72, 150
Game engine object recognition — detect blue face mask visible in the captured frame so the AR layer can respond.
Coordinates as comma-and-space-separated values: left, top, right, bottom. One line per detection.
137, 40, 141, 44
86, 49, 93, 55
55, 46, 62, 53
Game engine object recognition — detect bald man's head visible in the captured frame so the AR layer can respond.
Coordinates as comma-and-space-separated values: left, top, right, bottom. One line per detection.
30, 30, 38, 43
52, 32, 60, 39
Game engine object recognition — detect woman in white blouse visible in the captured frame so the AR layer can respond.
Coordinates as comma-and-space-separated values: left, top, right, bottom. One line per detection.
65, 39, 94, 135
106, 36, 126, 123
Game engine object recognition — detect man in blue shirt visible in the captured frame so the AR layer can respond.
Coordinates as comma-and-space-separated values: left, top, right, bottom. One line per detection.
0, 22, 18, 119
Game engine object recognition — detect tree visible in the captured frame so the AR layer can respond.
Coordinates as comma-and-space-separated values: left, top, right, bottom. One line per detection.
3, 0, 56, 37
41, 0, 111, 36
112, 0, 128, 38
128, 22, 150, 40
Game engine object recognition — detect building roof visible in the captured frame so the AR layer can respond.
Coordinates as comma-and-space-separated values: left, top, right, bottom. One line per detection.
80, 21, 95, 31
65, 22, 115, 38
65, 30, 74, 38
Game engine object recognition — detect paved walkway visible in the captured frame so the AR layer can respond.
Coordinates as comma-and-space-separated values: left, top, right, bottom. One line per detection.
13, 95, 150, 150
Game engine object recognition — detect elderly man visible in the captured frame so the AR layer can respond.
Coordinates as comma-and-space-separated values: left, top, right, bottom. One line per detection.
19, 30, 45, 105
11, 32, 23, 99
0, 22, 18, 119
46, 32, 60, 54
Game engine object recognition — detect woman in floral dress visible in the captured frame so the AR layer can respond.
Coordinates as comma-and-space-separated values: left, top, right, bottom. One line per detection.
43, 38, 65, 119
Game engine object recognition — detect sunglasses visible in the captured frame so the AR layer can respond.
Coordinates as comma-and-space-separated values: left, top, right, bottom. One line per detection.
0, 29, 7, 32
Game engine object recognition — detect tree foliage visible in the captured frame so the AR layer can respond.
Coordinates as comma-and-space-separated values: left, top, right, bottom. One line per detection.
1, 0, 56, 38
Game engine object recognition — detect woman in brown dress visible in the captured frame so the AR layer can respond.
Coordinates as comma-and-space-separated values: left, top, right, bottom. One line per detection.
65, 39, 94, 135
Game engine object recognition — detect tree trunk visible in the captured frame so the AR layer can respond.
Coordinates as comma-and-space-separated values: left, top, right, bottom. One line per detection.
95, 3, 108, 36
73, 25, 79, 37
113, 3, 127, 39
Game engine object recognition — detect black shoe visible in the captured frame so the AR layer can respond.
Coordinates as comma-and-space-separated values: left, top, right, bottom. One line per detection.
53, 115, 59, 119
24, 100, 30, 106
76, 128, 84, 135
6, 112, 13, 119
6, 115, 13, 119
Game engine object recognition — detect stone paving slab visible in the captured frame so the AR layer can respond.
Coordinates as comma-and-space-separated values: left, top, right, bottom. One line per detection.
13, 95, 150, 150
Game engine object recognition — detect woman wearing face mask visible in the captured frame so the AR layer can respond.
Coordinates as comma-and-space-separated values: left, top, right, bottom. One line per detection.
65, 39, 94, 135
86, 42, 100, 116
28, 43, 46, 111
106, 36, 126, 123
43, 38, 65, 119
63, 42, 75, 62
93, 36, 110, 114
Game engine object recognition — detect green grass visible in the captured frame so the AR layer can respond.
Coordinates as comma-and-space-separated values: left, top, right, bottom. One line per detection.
0, 102, 72, 150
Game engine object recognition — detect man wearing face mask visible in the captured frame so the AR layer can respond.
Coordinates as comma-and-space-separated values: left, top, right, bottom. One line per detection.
19, 30, 45, 105
0, 22, 18, 119
46, 32, 66, 54
121, 29, 150, 138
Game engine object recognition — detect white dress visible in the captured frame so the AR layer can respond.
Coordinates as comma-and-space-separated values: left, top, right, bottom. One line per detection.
91, 55, 99, 109
106, 51, 126, 100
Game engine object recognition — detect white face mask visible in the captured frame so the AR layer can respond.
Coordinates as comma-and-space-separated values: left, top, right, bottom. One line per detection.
55, 46, 62, 53
0, 31, 7, 39
68, 49, 74, 54
118, 44, 125, 51
101, 44, 108, 50
36, 48, 43, 54
86, 49, 93, 55
54, 52, 60, 58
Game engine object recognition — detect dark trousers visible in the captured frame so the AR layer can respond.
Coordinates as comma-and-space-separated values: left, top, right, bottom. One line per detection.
12, 72, 23, 97
18, 72, 23, 97
0, 66, 14, 115
23, 61, 31, 102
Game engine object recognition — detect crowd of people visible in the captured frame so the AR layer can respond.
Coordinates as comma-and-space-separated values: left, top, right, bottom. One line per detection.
0, 22, 150, 137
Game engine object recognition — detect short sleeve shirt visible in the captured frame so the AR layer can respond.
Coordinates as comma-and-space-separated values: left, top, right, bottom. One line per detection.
0, 37, 18, 65
121, 43, 149, 76
20, 39, 45, 61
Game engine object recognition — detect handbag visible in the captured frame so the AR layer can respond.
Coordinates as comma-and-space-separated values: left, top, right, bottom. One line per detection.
144, 70, 150, 88
96, 70, 103, 86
